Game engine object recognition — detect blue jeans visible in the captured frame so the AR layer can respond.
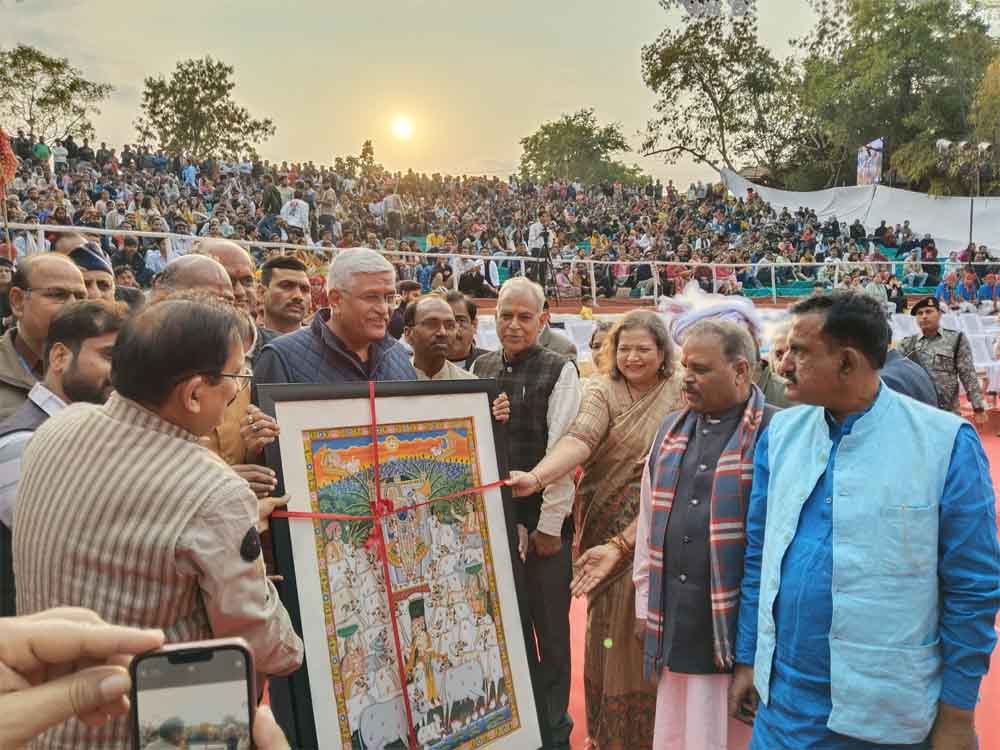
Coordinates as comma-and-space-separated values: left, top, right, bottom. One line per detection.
256, 213, 280, 240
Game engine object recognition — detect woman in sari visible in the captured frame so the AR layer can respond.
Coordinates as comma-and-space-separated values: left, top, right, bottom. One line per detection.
509, 310, 684, 750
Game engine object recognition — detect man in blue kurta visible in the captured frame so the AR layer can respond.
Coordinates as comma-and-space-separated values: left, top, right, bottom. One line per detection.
730, 291, 1000, 750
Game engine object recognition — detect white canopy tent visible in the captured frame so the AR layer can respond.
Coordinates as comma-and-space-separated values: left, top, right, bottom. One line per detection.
719, 168, 996, 254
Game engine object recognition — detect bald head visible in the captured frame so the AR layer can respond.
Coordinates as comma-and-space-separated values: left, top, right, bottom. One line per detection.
16, 252, 83, 285
195, 238, 256, 312
196, 238, 252, 267
153, 255, 234, 304
50, 232, 90, 255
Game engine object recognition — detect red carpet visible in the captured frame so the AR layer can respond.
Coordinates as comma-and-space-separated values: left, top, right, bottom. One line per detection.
566, 426, 1000, 749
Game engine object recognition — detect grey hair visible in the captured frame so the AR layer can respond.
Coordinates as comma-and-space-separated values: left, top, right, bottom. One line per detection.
767, 321, 792, 370
497, 277, 545, 313
683, 319, 758, 367
327, 247, 395, 291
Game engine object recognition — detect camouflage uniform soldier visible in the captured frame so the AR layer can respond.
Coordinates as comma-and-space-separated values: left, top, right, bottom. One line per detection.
897, 296, 987, 423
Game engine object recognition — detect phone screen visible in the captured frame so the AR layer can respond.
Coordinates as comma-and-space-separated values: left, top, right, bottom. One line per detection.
133, 645, 253, 750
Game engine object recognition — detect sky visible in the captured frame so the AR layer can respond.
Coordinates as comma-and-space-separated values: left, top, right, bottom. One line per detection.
138, 682, 248, 730
1, 0, 817, 185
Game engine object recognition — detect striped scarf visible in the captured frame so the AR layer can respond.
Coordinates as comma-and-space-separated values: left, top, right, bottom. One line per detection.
642, 385, 765, 675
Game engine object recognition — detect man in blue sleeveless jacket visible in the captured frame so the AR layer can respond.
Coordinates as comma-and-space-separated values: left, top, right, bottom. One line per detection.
730, 292, 1000, 749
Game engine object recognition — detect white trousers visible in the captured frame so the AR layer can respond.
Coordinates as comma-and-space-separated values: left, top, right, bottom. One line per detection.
653, 669, 753, 750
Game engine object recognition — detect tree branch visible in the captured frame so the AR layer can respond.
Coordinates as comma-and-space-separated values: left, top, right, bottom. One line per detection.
641, 144, 720, 170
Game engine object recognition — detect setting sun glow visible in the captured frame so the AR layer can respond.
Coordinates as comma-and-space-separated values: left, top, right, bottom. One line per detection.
391, 115, 415, 141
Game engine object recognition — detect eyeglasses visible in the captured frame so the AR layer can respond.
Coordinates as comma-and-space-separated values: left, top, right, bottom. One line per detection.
345, 292, 396, 308
25, 287, 87, 303
209, 369, 253, 406
217, 371, 253, 391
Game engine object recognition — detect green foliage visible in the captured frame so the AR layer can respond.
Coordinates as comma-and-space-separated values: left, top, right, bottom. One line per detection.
318, 475, 373, 548
317, 455, 477, 549
644, 0, 999, 192
795, 0, 995, 191
134, 56, 275, 160
972, 55, 1000, 143
0, 45, 113, 142
518, 108, 647, 185
334, 140, 383, 179
640, 3, 800, 177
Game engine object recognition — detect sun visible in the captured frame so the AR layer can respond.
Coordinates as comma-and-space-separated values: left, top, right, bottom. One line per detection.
391, 115, 415, 141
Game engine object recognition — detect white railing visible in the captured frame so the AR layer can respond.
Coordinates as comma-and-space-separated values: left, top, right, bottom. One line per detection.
1, 222, 971, 306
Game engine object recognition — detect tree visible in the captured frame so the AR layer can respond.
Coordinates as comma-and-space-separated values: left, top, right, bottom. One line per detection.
518, 109, 646, 184
334, 140, 383, 179
794, 0, 995, 191
972, 55, 1000, 145
640, 2, 802, 179
0, 45, 113, 142
134, 56, 275, 160
359, 140, 377, 174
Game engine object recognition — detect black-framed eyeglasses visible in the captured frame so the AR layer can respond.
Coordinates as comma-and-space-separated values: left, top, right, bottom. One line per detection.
202, 369, 253, 405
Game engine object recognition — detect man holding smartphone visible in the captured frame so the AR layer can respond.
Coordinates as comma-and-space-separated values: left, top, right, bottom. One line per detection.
0, 607, 292, 750
13, 297, 303, 749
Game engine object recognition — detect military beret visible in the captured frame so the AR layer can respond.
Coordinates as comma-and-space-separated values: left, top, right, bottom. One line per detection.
910, 296, 941, 315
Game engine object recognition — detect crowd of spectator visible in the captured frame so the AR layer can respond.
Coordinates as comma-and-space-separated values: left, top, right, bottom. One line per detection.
1, 132, 999, 750
5, 130, 1000, 305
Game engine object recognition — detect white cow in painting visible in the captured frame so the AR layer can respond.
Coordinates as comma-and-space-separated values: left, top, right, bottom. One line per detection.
358, 696, 408, 750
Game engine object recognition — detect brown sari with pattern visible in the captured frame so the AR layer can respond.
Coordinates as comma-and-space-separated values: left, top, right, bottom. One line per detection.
566, 372, 684, 750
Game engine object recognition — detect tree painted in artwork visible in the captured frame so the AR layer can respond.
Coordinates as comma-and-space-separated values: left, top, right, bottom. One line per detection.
134, 56, 275, 160
0, 45, 113, 142
318, 457, 475, 548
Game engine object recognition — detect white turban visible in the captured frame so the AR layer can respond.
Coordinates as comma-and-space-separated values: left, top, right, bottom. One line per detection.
659, 286, 764, 346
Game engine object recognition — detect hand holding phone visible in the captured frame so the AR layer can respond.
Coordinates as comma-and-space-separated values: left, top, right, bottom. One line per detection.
0, 607, 164, 748
131, 639, 256, 750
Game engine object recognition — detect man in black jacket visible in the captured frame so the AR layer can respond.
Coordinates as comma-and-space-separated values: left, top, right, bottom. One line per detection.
258, 174, 284, 239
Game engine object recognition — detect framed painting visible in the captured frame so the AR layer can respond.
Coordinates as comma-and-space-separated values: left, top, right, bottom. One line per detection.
258, 380, 544, 750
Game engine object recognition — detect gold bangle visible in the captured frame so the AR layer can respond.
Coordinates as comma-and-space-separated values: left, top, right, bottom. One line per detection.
527, 471, 544, 492
608, 535, 630, 556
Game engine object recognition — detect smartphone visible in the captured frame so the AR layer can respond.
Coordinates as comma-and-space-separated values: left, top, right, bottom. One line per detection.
130, 638, 256, 750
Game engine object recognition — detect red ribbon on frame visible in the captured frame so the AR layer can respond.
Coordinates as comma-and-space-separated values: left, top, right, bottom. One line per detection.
271, 381, 509, 750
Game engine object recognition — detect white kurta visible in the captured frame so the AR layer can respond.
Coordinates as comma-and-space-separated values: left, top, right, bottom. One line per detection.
634, 464, 753, 750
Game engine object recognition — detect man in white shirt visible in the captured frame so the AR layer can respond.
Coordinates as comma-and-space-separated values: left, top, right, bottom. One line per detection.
405, 295, 477, 381
0, 299, 126, 616
51, 141, 68, 170
528, 212, 553, 287
277, 175, 294, 205
471, 278, 580, 750
280, 189, 311, 233
383, 187, 404, 239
